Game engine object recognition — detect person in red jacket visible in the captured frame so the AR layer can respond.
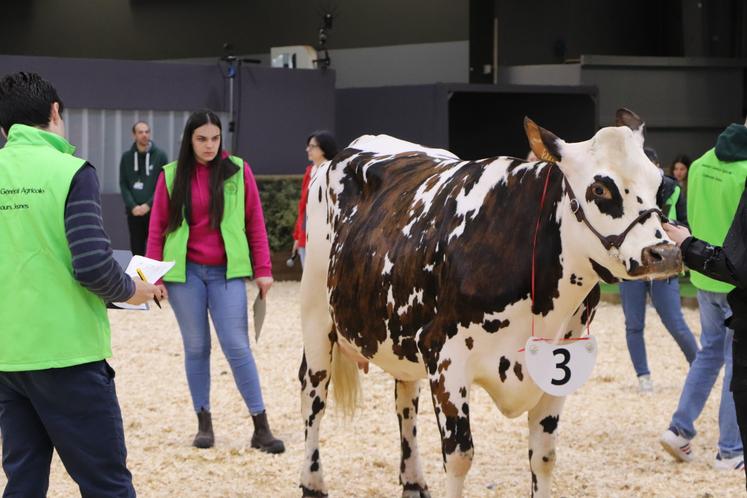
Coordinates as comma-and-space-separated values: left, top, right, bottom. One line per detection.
292, 130, 338, 267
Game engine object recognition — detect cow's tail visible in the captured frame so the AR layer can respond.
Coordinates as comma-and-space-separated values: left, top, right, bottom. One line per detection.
331, 343, 360, 417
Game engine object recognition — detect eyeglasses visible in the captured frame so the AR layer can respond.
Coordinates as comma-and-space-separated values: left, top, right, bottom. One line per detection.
306, 143, 320, 149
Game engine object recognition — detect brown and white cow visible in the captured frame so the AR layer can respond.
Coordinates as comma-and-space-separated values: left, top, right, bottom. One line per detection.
298, 109, 681, 498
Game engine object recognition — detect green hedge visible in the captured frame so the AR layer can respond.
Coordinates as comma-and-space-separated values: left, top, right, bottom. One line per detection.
256, 175, 303, 253
600, 273, 697, 298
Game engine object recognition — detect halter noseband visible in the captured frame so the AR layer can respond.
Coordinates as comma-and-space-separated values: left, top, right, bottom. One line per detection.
563, 176, 664, 251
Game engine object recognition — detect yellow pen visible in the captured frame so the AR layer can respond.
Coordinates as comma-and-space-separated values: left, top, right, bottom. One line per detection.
135, 268, 161, 309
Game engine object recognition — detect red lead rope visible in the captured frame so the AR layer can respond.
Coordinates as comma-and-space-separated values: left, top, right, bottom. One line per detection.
531, 164, 555, 337
529, 163, 591, 341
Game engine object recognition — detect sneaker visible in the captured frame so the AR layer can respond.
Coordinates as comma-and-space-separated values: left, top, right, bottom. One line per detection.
638, 374, 653, 393
713, 453, 745, 471
660, 429, 694, 462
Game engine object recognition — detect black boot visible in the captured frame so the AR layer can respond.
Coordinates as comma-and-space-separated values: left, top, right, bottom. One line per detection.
193, 408, 214, 449
251, 411, 285, 454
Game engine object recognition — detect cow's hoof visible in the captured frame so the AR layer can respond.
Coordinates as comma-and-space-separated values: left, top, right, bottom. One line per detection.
300, 485, 328, 498
402, 487, 431, 498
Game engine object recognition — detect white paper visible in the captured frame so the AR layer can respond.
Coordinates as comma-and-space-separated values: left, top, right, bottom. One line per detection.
112, 256, 175, 310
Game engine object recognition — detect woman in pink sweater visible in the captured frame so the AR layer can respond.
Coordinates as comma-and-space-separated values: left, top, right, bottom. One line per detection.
146, 110, 283, 453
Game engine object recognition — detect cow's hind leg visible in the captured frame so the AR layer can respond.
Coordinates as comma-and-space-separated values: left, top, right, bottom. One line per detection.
299, 275, 335, 496
527, 394, 566, 498
395, 379, 430, 498
425, 350, 473, 498
299, 340, 333, 497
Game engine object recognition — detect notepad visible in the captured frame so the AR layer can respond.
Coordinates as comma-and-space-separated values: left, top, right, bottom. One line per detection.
111, 254, 175, 310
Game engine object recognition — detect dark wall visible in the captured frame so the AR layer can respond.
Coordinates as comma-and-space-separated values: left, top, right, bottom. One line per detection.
102, 194, 130, 251
493, 0, 683, 66
498, 56, 746, 170
336, 83, 597, 161
336, 86, 449, 149
448, 89, 597, 159
0, 55, 224, 111
235, 66, 336, 173
0, 1, 468, 60
484, 0, 746, 67
0, 55, 335, 174
0, 55, 335, 249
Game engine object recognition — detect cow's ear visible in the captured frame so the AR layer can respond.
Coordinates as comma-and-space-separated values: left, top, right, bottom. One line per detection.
615, 108, 643, 130
615, 108, 646, 146
524, 117, 563, 163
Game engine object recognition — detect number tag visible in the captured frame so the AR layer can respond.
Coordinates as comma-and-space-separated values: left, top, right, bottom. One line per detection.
524, 336, 597, 396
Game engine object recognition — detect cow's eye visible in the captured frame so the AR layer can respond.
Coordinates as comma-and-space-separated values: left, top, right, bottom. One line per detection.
592, 183, 611, 199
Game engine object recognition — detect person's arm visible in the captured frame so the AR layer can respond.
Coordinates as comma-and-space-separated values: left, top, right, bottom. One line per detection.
293, 166, 312, 244
66, 164, 135, 302
244, 163, 272, 279
145, 172, 169, 262
680, 237, 741, 287
118, 153, 137, 211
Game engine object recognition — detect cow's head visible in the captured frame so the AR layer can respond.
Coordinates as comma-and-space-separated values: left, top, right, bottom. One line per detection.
524, 109, 681, 281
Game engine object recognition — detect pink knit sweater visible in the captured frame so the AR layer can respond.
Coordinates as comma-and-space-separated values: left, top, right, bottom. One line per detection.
146, 160, 272, 278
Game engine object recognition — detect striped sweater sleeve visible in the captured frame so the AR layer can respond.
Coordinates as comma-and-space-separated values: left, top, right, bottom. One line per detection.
65, 163, 136, 303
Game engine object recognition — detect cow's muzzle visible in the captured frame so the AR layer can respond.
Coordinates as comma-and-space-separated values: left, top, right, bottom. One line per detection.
629, 243, 682, 277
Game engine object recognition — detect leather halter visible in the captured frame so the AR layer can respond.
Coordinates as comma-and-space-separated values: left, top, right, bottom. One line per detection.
563, 176, 664, 251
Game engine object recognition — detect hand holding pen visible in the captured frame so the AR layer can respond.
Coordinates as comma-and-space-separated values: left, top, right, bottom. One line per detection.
135, 268, 162, 308
125, 270, 163, 307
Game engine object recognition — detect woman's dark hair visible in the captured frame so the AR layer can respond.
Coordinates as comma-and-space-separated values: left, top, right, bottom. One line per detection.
643, 147, 659, 167
307, 130, 339, 161
669, 154, 691, 174
0, 72, 64, 133
166, 110, 239, 234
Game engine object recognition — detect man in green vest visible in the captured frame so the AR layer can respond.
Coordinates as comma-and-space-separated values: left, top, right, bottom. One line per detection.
660, 117, 747, 471
0, 72, 162, 496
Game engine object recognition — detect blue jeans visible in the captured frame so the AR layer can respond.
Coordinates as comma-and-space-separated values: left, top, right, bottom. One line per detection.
670, 290, 742, 458
619, 278, 699, 377
166, 263, 265, 415
297, 247, 306, 268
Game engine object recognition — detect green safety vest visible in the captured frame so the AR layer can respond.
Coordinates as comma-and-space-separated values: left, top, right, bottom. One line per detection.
161, 156, 253, 282
688, 148, 747, 292
0, 124, 111, 371
663, 186, 680, 221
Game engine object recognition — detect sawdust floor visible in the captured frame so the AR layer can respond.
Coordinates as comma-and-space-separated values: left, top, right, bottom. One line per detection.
3, 281, 743, 497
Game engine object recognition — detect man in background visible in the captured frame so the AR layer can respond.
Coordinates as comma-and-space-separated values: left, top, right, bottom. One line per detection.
119, 120, 167, 255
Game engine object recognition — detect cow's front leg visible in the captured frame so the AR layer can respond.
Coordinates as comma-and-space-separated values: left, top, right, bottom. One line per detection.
527, 394, 566, 498
427, 354, 473, 498
395, 379, 430, 498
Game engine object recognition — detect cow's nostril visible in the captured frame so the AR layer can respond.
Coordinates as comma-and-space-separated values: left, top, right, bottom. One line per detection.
649, 249, 663, 262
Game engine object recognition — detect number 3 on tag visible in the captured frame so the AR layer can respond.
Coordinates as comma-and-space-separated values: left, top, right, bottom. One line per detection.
524, 336, 597, 396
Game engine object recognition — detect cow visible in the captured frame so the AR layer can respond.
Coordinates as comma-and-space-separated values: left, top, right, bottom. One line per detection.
298, 109, 681, 498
